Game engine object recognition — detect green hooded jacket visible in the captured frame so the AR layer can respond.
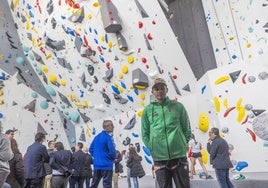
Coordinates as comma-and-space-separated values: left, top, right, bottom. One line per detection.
141, 97, 191, 161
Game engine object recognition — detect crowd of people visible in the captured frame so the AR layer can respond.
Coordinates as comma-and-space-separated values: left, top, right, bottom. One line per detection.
0, 77, 235, 188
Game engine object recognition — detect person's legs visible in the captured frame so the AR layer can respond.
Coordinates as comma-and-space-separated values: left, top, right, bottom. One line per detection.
113, 171, 119, 188
77, 177, 85, 188
154, 161, 173, 188
215, 169, 230, 188
102, 170, 113, 188
132, 177, 139, 188
85, 177, 91, 188
190, 157, 196, 178
90, 170, 102, 188
172, 157, 190, 188
197, 157, 208, 176
226, 170, 235, 188
69, 176, 78, 188
43, 174, 52, 188
127, 167, 131, 188
30, 177, 44, 188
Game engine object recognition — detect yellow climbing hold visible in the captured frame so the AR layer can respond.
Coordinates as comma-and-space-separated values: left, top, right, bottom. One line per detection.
137, 110, 143, 117
237, 106, 246, 123
201, 149, 208, 164
93, 2, 99, 7
100, 35, 105, 42
127, 55, 134, 63
0, 90, 3, 96
108, 41, 113, 48
42, 65, 49, 73
223, 98, 228, 108
25, 21, 30, 30
140, 93, 145, 100
121, 65, 128, 74
87, 14, 92, 19
198, 112, 209, 132
0, 99, 3, 105
46, 54, 52, 60
118, 86, 124, 93
118, 73, 124, 79
236, 98, 243, 111
214, 75, 230, 85
60, 79, 66, 86
13, 0, 19, 8
213, 96, 220, 112
49, 73, 57, 83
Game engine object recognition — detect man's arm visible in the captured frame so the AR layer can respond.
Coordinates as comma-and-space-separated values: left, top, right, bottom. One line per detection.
180, 104, 192, 143
0, 135, 14, 161
141, 108, 150, 148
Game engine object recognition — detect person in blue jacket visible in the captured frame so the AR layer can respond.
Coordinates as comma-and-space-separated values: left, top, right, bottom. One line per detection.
89, 120, 116, 188
24, 132, 49, 188
207, 127, 234, 188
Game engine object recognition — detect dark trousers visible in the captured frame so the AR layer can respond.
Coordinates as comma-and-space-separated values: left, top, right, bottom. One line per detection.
51, 175, 69, 188
215, 169, 235, 188
90, 170, 113, 188
24, 177, 44, 188
69, 176, 85, 188
154, 157, 190, 188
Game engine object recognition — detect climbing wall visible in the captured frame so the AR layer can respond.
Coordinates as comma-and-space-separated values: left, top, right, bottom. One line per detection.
192, 0, 268, 172
0, 0, 196, 174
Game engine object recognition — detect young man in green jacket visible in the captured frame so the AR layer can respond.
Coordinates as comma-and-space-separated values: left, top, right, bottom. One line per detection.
141, 78, 192, 188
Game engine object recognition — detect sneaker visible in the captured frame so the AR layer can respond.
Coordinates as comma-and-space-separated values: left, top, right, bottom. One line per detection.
233, 174, 246, 180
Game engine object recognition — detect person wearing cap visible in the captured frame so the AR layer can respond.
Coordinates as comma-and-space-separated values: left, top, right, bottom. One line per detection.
207, 127, 234, 188
141, 78, 192, 188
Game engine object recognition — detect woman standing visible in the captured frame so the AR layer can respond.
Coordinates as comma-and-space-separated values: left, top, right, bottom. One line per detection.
126, 147, 145, 188
188, 134, 208, 179
6, 139, 25, 188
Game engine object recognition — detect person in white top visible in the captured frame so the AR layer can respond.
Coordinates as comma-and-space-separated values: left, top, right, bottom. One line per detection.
188, 134, 208, 179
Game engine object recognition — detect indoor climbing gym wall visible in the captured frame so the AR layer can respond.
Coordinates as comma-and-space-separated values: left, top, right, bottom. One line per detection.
192, 0, 268, 173
0, 0, 268, 175
0, 0, 196, 174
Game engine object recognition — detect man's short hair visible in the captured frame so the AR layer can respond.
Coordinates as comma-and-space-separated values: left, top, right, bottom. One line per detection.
35, 132, 46, 142
210, 127, 219, 136
5, 129, 15, 135
55, 142, 64, 150
102, 120, 113, 129
77, 142, 83, 149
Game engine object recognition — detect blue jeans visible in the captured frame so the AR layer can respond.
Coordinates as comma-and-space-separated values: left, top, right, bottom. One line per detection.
215, 169, 235, 188
127, 167, 131, 188
132, 177, 139, 188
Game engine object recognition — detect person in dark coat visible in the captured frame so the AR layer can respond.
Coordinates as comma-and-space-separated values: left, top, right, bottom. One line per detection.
207, 127, 234, 188
69, 142, 89, 188
49, 142, 73, 188
82, 147, 93, 188
114, 150, 123, 188
43, 140, 55, 188
126, 147, 145, 188
24, 132, 49, 188
6, 138, 24, 188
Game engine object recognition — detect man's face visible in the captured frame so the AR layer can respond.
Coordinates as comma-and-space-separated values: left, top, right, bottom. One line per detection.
106, 122, 114, 133
50, 141, 55, 149
152, 84, 168, 101
7, 132, 15, 139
